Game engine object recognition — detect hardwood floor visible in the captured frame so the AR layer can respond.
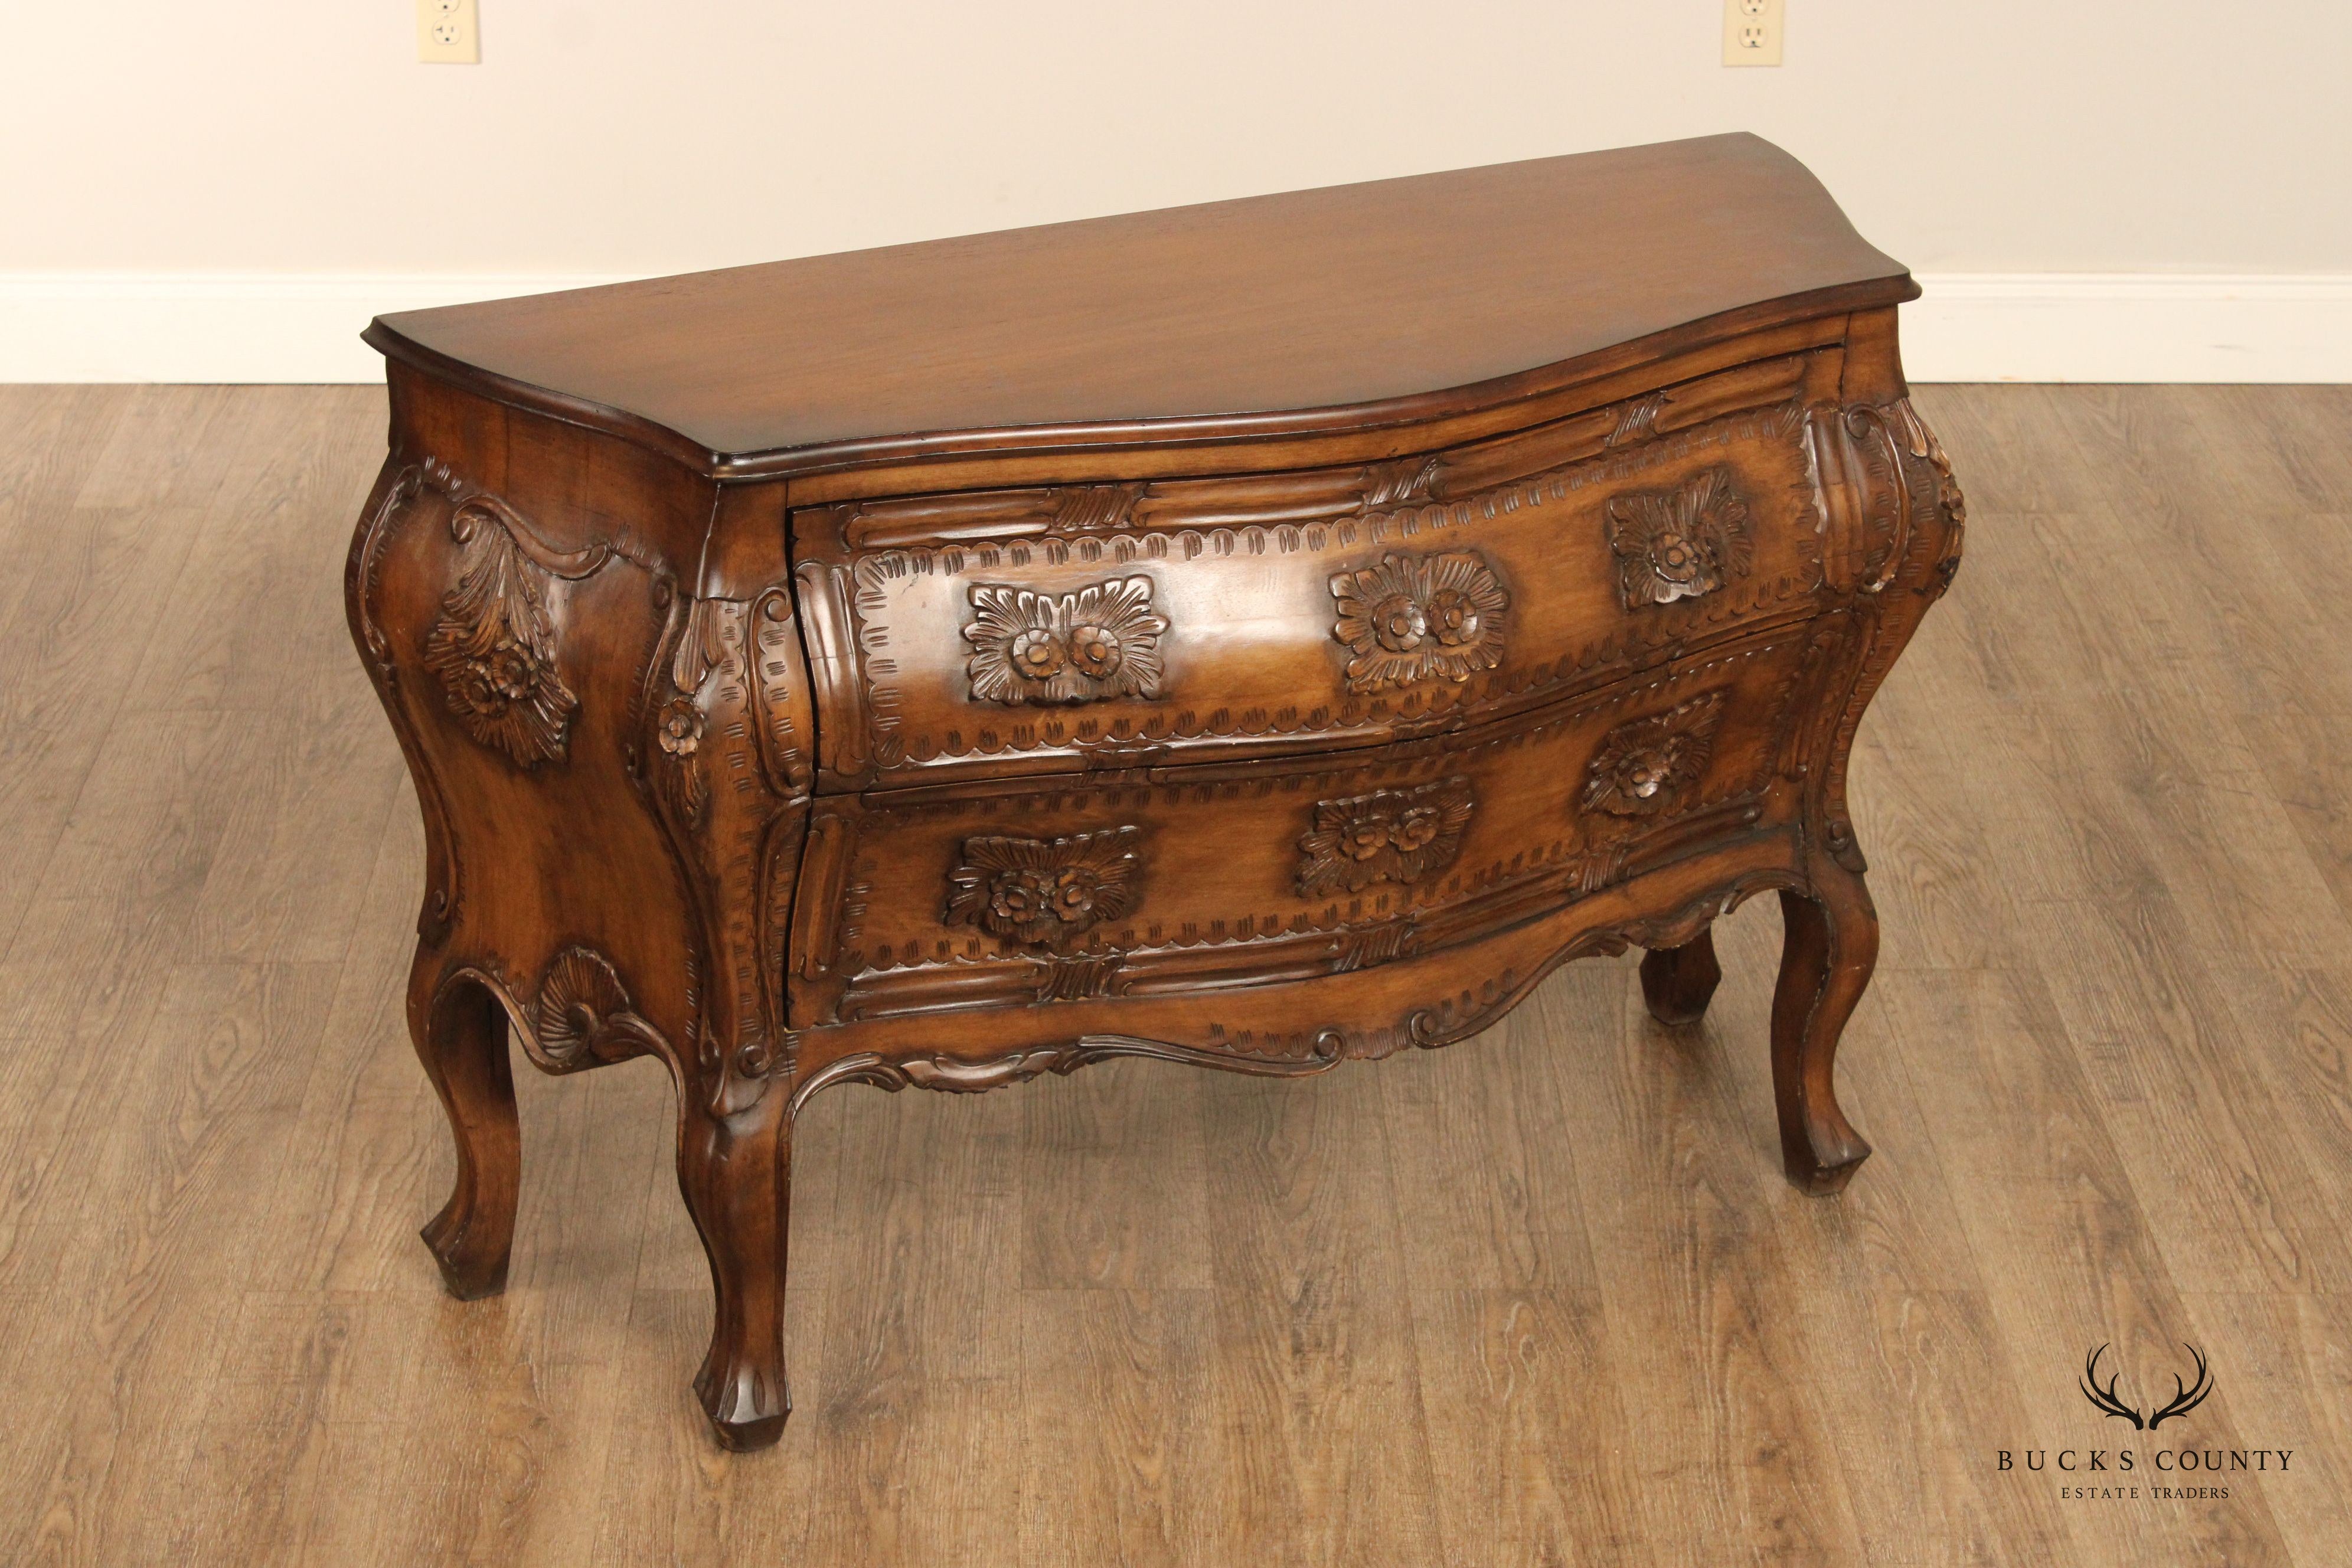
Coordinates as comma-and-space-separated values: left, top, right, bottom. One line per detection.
1, 383, 2348, 1565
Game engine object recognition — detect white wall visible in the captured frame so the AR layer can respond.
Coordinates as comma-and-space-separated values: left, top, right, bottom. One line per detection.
5, 1, 2348, 381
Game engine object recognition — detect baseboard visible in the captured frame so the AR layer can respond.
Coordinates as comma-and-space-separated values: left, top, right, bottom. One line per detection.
2, 270, 2348, 386
1900, 273, 2352, 383
0, 273, 633, 385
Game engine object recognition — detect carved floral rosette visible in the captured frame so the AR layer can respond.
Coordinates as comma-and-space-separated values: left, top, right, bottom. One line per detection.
1580, 690, 1727, 818
1328, 549, 1509, 693
945, 826, 1143, 952
963, 575, 1168, 705
1605, 465, 1755, 609
422, 499, 583, 767
1297, 776, 1476, 896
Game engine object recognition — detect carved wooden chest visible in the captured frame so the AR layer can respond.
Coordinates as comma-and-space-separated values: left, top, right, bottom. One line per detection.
347, 133, 1963, 1449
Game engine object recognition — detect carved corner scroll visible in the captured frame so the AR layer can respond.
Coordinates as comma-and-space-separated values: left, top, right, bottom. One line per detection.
1328, 549, 1510, 694
1605, 465, 1755, 610
1901, 400, 1968, 594
1811, 396, 1968, 874
1581, 690, 1727, 818
964, 575, 1168, 705
1297, 776, 1475, 896
422, 494, 612, 768
945, 826, 1143, 952
640, 583, 815, 1110
654, 596, 738, 827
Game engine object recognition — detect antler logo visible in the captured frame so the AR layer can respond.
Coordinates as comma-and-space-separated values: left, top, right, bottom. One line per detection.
2079, 1342, 2214, 1430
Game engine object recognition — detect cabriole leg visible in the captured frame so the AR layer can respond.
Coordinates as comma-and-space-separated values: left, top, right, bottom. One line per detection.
676, 1087, 793, 1451
1770, 877, 1877, 1194
1639, 930, 1723, 1026
409, 962, 520, 1299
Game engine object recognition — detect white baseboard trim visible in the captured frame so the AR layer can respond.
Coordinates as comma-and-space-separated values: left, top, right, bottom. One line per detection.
2, 270, 2348, 385
0, 273, 634, 385
1900, 272, 2352, 383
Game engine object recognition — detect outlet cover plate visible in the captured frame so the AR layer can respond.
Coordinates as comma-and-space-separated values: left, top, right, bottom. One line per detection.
1723, 0, 1784, 67
418, 0, 481, 65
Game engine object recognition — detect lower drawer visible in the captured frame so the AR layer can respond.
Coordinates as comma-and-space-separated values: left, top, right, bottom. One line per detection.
787, 619, 1833, 1028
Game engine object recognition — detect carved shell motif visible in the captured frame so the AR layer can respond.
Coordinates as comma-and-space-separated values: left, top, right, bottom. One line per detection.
1298, 777, 1476, 896
423, 501, 580, 767
964, 576, 1168, 705
1328, 550, 1510, 694
1581, 691, 1727, 818
534, 947, 661, 1070
1605, 466, 1755, 609
945, 827, 1142, 951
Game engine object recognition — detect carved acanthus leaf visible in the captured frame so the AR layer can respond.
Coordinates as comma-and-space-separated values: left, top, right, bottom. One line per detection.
787, 1031, 1345, 1116
1360, 453, 1443, 508
423, 501, 582, 767
1049, 483, 1147, 533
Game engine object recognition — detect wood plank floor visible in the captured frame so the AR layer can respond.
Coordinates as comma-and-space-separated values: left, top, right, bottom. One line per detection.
2, 384, 2350, 1566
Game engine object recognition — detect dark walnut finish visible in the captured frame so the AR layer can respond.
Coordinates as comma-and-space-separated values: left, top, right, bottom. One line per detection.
347, 134, 1963, 1451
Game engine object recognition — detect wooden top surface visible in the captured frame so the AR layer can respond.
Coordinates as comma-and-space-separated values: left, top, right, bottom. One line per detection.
367, 134, 1912, 476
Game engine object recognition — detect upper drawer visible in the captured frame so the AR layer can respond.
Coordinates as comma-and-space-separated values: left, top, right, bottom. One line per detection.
794, 349, 1843, 789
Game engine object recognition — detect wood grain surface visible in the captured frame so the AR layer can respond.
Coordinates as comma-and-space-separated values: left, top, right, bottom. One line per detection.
3, 383, 2349, 1562
368, 135, 1911, 470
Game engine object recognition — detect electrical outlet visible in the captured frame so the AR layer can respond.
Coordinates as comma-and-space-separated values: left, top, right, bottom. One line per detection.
418, 0, 480, 64
1723, 0, 1783, 67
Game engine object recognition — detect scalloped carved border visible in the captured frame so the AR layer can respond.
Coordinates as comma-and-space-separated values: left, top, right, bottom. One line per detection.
823, 352, 1816, 551
789, 863, 1802, 1118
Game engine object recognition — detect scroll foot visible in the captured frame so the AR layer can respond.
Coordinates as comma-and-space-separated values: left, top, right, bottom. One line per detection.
677, 1087, 793, 1450
1770, 878, 1877, 1194
410, 964, 520, 1299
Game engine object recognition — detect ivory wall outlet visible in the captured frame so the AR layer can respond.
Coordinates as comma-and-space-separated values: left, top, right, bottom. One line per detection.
418, 0, 480, 64
1724, 0, 1784, 67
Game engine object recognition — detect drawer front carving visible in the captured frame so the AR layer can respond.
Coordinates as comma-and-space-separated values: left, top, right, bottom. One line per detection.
1580, 691, 1725, 816
1328, 549, 1511, 693
786, 622, 1822, 1031
1295, 776, 1476, 896
1606, 468, 1753, 609
943, 826, 1144, 951
963, 575, 1169, 704
796, 351, 1843, 788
